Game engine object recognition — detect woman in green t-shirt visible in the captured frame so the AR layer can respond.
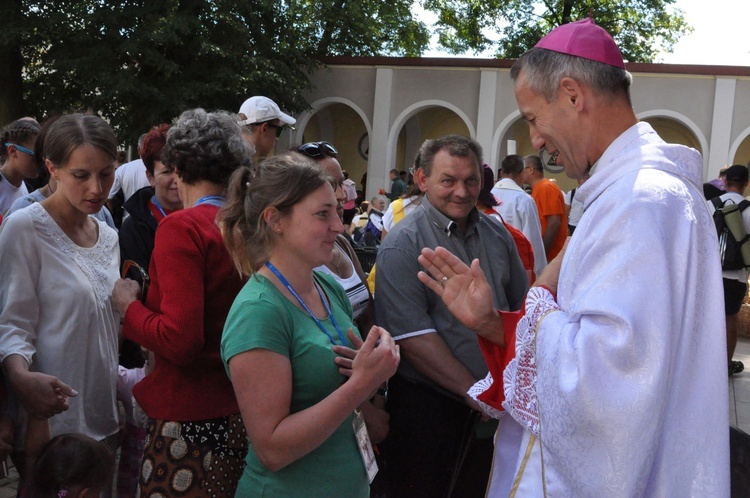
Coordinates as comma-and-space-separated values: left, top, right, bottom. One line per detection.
219, 153, 400, 497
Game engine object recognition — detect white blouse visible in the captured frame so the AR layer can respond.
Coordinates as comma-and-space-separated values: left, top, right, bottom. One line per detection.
0, 202, 120, 441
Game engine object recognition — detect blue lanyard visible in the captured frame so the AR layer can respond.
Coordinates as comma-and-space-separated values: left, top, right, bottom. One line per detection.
194, 195, 225, 208
265, 261, 347, 345
151, 196, 167, 219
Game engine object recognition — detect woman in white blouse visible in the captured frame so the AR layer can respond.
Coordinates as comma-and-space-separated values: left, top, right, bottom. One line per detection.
0, 114, 120, 472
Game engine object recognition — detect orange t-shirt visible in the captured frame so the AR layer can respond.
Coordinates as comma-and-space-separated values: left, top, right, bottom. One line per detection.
531, 178, 567, 260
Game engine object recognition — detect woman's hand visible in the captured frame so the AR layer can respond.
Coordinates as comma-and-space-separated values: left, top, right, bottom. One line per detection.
112, 278, 141, 317
10, 371, 76, 419
332, 329, 363, 377
350, 326, 399, 390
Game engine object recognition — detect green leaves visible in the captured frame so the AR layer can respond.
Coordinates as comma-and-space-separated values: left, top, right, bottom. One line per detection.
0, 0, 689, 144
421, 0, 691, 61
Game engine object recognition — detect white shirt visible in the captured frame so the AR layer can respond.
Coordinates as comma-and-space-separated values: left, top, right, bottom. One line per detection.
0, 203, 120, 441
491, 178, 547, 277
315, 249, 370, 320
109, 158, 149, 202
342, 178, 357, 209
382, 195, 421, 233
564, 188, 585, 226
478, 122, 729, 497
0, 171, 28, 216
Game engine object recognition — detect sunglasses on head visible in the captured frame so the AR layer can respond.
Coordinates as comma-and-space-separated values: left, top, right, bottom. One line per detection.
122, 260, 150, 303
5, 143, 35, 157
297, 141, 339, 159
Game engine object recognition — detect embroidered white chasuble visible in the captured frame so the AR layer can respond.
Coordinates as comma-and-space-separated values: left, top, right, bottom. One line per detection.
473, 123, 730, 497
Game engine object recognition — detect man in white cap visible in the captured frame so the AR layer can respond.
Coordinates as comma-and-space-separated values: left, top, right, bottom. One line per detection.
237, 96, 296, 161
416, 18, 729, 496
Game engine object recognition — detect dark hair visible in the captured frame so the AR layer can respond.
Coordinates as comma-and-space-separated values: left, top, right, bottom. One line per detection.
501, 154, 525, 175
418, 135, 483, 177
390, 168, 399, 175
342, 170, 349, 180
32, 115, 63, 178
32, 433, 114, 498
219, 152, 329, 276
524, 154, 544, 173
43, 114, 117, 167
165, 108, 253, 186
140, 123, 170, 175
511, 48, 632, 104
1, 118, 41, 160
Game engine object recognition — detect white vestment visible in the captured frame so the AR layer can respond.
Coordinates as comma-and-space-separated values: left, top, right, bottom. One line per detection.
492, 178, 547, 277
477, 123, 730, 497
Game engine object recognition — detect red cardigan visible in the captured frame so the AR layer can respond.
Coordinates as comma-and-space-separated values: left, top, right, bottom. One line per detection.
123, 204, 245, 421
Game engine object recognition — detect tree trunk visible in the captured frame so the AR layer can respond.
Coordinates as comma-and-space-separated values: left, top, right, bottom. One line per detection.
0, 0, 24, 124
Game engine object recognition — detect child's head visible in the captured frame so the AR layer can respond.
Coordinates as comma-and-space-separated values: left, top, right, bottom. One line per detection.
1, 118, 41, 181
33, 433, 114, 498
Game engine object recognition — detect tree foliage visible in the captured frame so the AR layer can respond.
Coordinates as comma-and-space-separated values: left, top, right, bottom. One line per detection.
3, 0, 428, 145
0, 0, 687, 144
422, 0, 691, 62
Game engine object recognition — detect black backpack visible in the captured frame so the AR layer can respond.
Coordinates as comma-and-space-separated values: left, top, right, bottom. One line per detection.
711, 196, 750, 270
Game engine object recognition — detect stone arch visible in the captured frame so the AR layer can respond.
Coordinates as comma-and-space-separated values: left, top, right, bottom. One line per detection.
293, 97, 372, 191
491, 110, 522, 171
637, 110, 709, 174
294, 97, 372, 140
729, 126, 750, 166
375, 100, 474, 193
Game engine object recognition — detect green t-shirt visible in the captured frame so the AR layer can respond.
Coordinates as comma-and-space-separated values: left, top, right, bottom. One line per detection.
221, 271, 368, 498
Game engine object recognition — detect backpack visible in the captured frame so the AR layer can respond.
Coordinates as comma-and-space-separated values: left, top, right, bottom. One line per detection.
711, 196, 750, 270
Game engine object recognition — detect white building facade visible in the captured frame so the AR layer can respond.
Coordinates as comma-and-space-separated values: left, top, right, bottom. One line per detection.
283, 56, 750, 197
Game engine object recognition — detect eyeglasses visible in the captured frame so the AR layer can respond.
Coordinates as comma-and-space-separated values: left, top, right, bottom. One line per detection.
297, 141, 339, 159
5, 143, 35, 157
267, 123, 290, 138
122, 260, 150, 303
247, 121, 292, 138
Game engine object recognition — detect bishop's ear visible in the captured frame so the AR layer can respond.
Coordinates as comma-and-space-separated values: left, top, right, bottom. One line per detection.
559, 77, 584, 109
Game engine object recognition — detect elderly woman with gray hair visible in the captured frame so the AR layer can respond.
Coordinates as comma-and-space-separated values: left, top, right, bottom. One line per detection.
113, 109, 253, 497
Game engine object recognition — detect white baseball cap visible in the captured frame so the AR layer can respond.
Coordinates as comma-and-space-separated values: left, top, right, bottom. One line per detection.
238, 96, 296, 126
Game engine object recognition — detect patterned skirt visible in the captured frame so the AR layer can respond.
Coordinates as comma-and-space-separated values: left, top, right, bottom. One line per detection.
137, 414, 248, 498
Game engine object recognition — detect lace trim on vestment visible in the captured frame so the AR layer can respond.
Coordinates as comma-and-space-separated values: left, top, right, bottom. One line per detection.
502, 286, 560, 437
467, 372, 504, 419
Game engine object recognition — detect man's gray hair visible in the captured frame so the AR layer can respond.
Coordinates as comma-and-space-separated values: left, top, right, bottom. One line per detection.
418, 135, 483, 177
511, 48, 633, 104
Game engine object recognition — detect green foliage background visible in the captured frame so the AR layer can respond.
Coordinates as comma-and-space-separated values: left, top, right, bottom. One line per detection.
0, 0, 688, 146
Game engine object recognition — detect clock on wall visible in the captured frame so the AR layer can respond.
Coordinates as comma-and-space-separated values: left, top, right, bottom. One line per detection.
358, 133, 369, 160
540, 149, 564, 174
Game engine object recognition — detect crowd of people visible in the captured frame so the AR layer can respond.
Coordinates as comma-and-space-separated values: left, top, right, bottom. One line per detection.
0, 17, 737, 498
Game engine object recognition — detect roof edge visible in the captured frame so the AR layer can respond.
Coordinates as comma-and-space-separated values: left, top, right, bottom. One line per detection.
318, 55, 750, 76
